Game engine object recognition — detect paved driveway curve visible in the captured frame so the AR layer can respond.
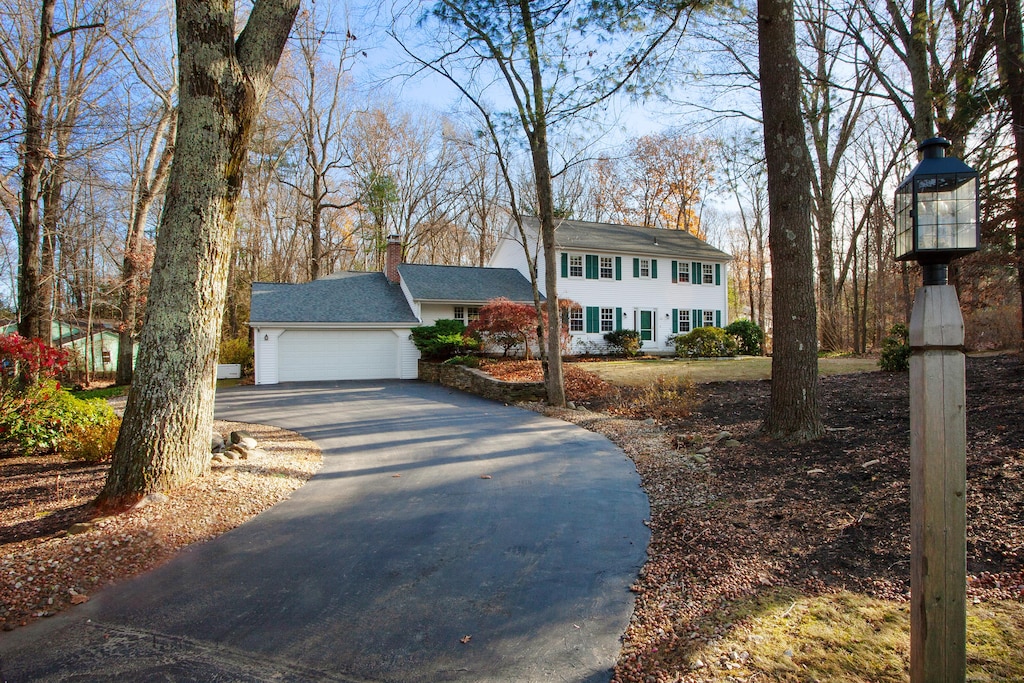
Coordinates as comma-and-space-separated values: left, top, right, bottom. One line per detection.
0, 381, 649, 682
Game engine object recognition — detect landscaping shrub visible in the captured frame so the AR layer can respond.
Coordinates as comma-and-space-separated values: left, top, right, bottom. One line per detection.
61, 416, 122, 463
411, 319, 479, 360
0, 379, 117, 453
219, 336, 254, 374
879, 323, 910, 372
674, 327, 738, 358
604, 329, 643, 357
725, 318, 765, 356
442, 355, 480, 368
0, 333, 70, 393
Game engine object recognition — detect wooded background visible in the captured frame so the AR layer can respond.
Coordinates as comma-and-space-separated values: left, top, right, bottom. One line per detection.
2, 0, 1021, 367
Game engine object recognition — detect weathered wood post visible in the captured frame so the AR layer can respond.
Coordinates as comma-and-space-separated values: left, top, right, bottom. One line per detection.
909, 283, 967, 682
894, 136, 978, 683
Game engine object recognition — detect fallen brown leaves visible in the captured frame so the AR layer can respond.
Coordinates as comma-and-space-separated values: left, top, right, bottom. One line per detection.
0, 421, 321, 632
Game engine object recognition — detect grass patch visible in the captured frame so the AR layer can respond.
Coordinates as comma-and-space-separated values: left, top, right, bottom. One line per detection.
671, 589, 1024, 681
577, 356, 880, 385
72, 385, 128, 400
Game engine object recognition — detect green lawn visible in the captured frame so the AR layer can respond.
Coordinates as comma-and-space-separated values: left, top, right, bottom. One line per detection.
573, 356, 880, 385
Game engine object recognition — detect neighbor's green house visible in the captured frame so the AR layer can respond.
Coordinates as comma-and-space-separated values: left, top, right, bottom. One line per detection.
1, 321, 136, 375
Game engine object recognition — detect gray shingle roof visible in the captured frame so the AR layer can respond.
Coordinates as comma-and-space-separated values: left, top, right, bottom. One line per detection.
250, 272, 418, 324
521, 217, 731, 261
398, 264, 538, 303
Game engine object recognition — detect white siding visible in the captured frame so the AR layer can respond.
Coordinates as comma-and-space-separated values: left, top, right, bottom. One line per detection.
420, 303, 460, 325
253, 328, 283, 385
397, 330, 420, 379
558, 254, 729, 353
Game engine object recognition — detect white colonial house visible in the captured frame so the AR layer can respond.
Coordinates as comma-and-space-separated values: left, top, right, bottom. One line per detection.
488, 217, 731, 354
250, 219, 730, 384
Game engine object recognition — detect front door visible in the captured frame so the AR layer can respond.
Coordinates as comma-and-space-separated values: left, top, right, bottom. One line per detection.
639, 309, 655, 342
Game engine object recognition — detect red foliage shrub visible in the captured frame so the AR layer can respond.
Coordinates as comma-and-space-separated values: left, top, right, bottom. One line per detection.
0, 334, 71, 392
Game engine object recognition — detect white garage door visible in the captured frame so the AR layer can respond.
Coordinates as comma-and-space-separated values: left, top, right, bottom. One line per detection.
278, 329, 399, 381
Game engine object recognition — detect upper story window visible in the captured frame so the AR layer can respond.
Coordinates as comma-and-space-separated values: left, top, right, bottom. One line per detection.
599, 256, 614, 279
702, 263, 714, 285
569, 254, 583, 278
639, 258, 651, 278
569, 306, 584, 332
677, 262, 690, 284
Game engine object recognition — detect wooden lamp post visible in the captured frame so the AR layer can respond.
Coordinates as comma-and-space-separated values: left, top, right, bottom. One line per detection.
895, 136, 979, 682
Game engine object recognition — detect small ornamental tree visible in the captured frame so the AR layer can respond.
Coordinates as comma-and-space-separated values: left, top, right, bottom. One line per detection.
0, 333, 70, 394
468, 298, 543, 359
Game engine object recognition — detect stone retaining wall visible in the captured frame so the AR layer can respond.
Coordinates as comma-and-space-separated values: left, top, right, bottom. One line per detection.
418, 361, 547, 403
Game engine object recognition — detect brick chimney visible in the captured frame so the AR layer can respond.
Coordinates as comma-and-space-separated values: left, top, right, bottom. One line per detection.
385, 234, 402, 284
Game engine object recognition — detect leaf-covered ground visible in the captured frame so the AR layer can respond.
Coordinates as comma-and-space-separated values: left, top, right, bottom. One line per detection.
505, 354, 1024, 681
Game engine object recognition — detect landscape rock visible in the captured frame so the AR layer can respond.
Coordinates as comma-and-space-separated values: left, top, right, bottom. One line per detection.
229, 430, 255, 445
690, 454, 708, 465
211, 432, 226, 453
698, 446, 712, 454
713, 431, 732, 443
723, 439, 741, 447
67, 523, 93, 535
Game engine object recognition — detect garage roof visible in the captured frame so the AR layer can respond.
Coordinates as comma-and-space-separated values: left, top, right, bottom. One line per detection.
398, 264, 538, 303
250, 272, 419, 324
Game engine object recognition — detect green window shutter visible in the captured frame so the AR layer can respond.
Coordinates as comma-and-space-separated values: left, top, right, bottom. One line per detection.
671, 260, 678, 283
651, 259, 658, 279
672, 308, 678, 334
716, 310, 722, 327
615, 256, 622, 280
561, 252, 568, 278
693, 309, 701, 328
692, 262, 701, 284
586, 306, 599, 333
715, 263, 721, 286
615, 307, 623, 330
586, 255, 598, 279
632, 258, 640, 278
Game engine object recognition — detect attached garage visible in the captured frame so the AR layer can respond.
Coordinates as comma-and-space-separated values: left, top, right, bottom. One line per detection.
250, 272, 421, 385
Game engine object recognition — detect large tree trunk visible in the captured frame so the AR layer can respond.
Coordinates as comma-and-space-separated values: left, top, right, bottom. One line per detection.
17, 0, 56, 342
995, 0, 1024, 352
758, 0, 824, 441
98, 0, 299, 508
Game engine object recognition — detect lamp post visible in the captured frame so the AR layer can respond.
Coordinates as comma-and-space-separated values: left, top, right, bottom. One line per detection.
895, 137, 979, 682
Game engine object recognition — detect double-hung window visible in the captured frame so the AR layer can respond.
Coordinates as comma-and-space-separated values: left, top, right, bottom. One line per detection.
569, 254, 583, 278
639, 258, 651, 278
468, 306, 481, 322
678, 309, 691, 333
453, 306, 464, 322
677, 262, 690, 284
599, 256, 614, 279
600, 307, 614, 332
569, 307, 584, 332
703, 310, 715, 327
702, 263, 714, 285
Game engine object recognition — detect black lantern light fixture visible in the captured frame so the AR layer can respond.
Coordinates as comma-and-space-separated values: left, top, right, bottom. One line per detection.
894, 137, 979, 285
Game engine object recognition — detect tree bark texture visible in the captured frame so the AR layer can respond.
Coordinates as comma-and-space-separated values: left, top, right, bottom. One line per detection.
99, 0, 299, 506
758, 0, 824, 441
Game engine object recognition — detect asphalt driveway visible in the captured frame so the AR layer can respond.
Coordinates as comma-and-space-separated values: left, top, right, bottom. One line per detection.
0, 381, 649, 682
